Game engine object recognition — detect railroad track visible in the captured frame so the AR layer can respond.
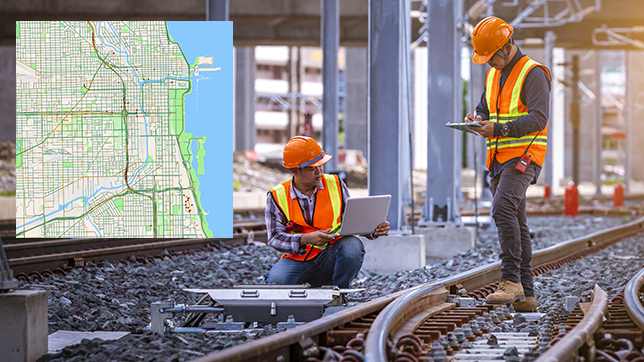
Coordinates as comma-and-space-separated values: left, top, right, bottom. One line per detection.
3, 219, 268, 278
0, 218, 16, 239
192, 217, 644, 362
535, 268, 644, 362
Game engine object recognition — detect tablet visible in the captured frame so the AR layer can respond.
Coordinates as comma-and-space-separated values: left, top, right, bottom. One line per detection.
445, 122, 482, 135
328, 195, 391, 237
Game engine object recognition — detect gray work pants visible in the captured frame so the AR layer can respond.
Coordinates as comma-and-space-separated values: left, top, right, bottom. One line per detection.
489, 159, 537, 297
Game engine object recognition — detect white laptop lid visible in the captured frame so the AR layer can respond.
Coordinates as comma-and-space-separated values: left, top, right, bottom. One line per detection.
331, 195, 391, 236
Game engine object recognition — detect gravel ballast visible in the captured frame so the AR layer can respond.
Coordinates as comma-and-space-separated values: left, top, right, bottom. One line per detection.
18, 215, 643, 362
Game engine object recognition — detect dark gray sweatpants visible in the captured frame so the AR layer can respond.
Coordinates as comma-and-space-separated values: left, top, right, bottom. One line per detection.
489, 159, 537, 298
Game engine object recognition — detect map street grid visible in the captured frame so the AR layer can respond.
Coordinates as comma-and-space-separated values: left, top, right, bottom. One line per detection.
16, 21, 230, 238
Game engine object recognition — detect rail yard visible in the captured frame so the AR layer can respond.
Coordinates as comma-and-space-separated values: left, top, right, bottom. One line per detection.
5, 210, 643, 361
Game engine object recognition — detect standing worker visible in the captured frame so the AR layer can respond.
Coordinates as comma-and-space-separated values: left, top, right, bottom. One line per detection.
265, 136, 390, 288
465, 17, 551, 312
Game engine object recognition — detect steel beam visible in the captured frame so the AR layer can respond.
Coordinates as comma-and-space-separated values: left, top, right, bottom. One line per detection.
468, 48, 490, 199
420, 0, 463, 226
345, 47, 369, 160
207, 0, 229, 21
234, 47, 256, 152
544, 31, 556, 189
287, 46, 300, 139
368, 0, 410, 231
0, 46, 15, 142
624, 51, 632, 193
595, 51, 603, 195
571, 54, 580, 185
322, 0, 339, 172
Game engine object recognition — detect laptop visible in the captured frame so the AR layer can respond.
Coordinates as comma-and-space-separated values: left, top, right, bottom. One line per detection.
328, 195, 391, 236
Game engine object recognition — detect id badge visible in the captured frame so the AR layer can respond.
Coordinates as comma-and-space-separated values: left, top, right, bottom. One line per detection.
515, 154, 531, 173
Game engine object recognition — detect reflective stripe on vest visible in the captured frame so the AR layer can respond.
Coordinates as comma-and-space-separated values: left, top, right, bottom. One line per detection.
269, 174, 343, 261
485, 56, 551, 169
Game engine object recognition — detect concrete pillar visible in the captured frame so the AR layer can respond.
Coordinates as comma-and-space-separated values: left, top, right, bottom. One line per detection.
322, 0, 339, 172
234, 47, 256, 152
0, 290, 48, 362
345, 47, 368, 160
0, 46, 15, 142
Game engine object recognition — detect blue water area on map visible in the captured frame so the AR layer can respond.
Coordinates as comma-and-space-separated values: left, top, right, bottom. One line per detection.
167, 21, 233, 238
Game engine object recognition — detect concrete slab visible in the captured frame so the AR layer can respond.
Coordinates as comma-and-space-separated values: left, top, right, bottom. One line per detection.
48, 330, 130, 354
0, 196, 15, 220
415, 226, 475, 263
0, 290, 48, 362
233, 191, 265, 211
360, 234, 425, 274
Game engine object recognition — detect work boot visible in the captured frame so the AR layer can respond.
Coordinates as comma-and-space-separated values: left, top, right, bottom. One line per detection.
485, 281, 525, 304
513, 296, 537, 312
512, 297, 537, 312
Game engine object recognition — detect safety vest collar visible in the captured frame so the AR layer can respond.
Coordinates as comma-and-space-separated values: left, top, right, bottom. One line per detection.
509, 58, 539, 115
289, 177, 325, 201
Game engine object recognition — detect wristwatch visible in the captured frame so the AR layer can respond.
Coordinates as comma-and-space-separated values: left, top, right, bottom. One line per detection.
501, 124, 510, 137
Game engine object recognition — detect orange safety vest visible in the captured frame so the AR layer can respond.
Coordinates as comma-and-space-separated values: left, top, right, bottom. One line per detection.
269, 174, 343, 262
485, 55, 551, 170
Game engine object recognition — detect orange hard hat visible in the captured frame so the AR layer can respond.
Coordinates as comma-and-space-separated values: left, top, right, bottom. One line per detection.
471, 16, 513, 64
283, 136, 332, 169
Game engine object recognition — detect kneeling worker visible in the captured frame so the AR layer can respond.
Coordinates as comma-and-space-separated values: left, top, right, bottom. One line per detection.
265, 136, 390, 288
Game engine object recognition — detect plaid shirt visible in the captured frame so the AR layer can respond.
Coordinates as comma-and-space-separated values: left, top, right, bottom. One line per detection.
265, 176, 350, 255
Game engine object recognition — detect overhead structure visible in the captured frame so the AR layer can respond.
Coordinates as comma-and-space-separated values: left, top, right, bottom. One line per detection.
592, 25, 644, 49
3, 0, 644, 49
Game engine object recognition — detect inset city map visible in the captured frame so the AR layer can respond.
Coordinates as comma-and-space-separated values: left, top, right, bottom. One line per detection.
16, 21, 232, 238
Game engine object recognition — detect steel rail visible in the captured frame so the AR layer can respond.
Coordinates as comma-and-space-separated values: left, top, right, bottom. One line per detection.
365, 216, 644, 361
538, 285, 608, 362
190, 291, 406, 362
363, 285, 443, 362
6, 232, 267, 275
625, 266, 644, 331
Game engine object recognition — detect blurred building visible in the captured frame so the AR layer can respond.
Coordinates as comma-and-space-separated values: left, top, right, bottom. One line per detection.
253, 46, 345, 156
